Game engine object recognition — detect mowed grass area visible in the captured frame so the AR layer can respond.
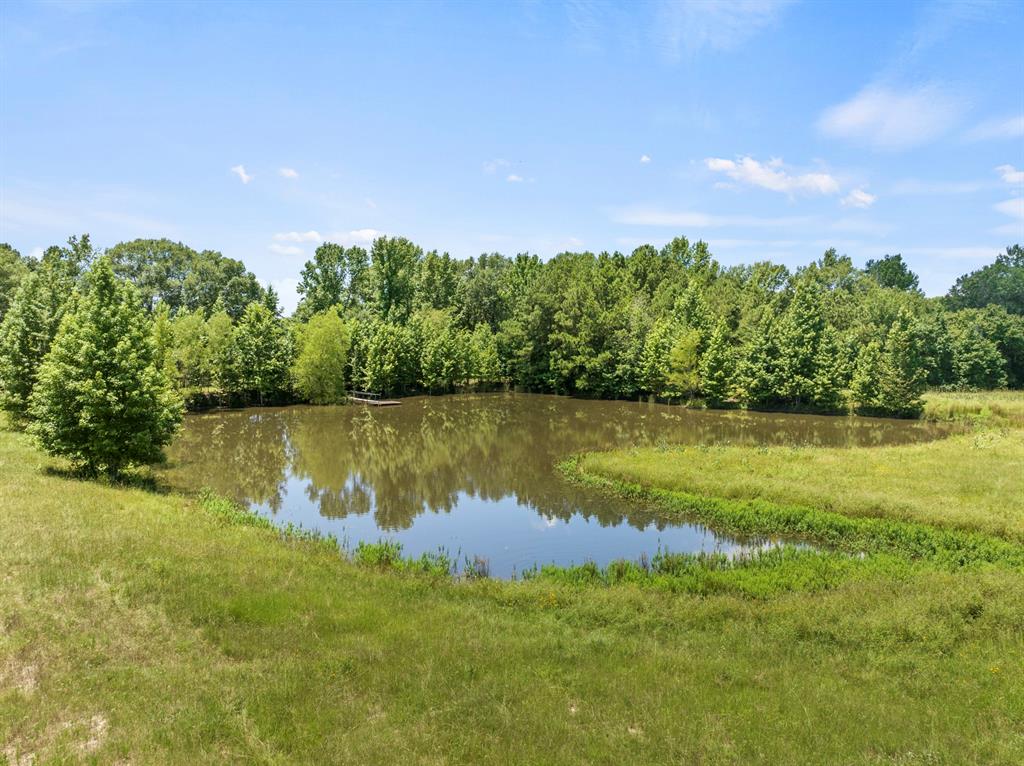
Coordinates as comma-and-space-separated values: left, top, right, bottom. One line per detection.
2, 402, 1024, 763
578, 425, 1024, 542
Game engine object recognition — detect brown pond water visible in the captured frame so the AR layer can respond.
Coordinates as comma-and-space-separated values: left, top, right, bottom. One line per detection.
163, 393, 952, 577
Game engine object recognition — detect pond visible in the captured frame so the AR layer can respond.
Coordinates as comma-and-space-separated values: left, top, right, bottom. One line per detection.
163, 393, 951, 577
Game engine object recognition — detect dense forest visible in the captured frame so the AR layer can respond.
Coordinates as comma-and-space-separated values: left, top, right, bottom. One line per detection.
1, 234, 1022, 446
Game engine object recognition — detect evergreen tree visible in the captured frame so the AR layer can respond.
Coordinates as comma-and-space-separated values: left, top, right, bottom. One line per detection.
699, 320, 734, 407
850, 340, 884, 414
811, 325, 846, 412
0, 272, 52, 423
878, 309, 926, 417
230, 302, 293, 405
775, 281, 824, 406
27, 257, 182, 476
0, 242, 29, 321
469, 323, 501, 386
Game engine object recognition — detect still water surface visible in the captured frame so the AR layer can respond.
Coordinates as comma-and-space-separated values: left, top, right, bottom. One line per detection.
164, 394, 949, 577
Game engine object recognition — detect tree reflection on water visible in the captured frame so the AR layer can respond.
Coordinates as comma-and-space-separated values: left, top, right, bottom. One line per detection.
164, 393, 948, 532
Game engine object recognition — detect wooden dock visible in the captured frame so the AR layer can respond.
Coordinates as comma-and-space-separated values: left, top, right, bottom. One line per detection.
348, 391, 401, 407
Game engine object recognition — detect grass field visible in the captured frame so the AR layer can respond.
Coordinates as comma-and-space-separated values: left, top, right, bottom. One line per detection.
922, 389, 1024, 427
3, 395, 1024, 764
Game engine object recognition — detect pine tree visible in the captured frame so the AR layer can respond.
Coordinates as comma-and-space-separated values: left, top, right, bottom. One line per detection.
28, 257, 182, 476
230, 302, 293, 405
877, 309, 926, 417
775, 281, 824, 406
699, 320, 734, 407
0, 272, 52, 423
850, 340, 884, 414
811, 325, 847, 412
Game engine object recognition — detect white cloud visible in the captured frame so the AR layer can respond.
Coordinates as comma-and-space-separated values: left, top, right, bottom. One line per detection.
230, 164, 253, 184
654, 0, 794, 59
818, 84, 963, 150
483, 159, 510, 174
269, 243, 303, 256
274, 230, 323, 243
995, 198, 1024, 220
640, 154, 651, 164
612, 206, 811, 228
996, 165, 1024, 184
279, 167, 299, 179
705, 156, 840, 195
330, 228, 383, 245
506, 174, 524, 183
965, 114, 1024, 142
841, 189, 877, 208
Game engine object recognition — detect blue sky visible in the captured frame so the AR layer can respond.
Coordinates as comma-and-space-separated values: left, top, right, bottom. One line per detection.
2, 0, 1022, 312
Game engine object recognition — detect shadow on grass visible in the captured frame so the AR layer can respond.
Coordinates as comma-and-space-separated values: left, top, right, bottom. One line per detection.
41, 464, 175, 495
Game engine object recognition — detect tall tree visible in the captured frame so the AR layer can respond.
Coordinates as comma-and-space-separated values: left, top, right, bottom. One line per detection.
28, 257, 182, 476
292, 309, 353, 404
229, 302, 293, 405
370, 236, 421, 322
945, 245, 1024, 315
865, 254, 920, 292
0, 243, 30, 321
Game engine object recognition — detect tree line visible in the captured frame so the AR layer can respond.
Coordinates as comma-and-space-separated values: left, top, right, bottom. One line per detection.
0, 234, 1022, 473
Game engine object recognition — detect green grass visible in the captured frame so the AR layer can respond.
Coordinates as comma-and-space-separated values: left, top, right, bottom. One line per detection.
3, 404, 1024, 763
923, 389, 1024, 427
575, 428, 1024, 542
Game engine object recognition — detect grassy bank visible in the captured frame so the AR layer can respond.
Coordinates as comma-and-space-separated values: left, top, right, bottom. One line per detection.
3, 411, 1024, 762
922, 389, 1024, 427
574, 428, 1024, 542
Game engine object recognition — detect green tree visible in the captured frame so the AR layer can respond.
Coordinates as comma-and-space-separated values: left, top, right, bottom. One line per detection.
296, 243, 347, 319
205, 306, 235, 397
864, 254, 920, 292
27, 257, 182, 476
699, 320, 733, 407
0, 273, 53, 422
469, 323, 501, 386
371, 236, 421, 322
362, 321, 418, 395
877, 310, 926, 417
665, 326, 702, 399
945, 245, 1024, 315
230, 302, 293, 405
292, 309, 353, 404
0, 242, 30, 320
850, 340, 884, 414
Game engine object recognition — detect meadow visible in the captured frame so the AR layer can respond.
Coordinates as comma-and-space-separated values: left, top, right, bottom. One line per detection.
2, 393, 1023, 764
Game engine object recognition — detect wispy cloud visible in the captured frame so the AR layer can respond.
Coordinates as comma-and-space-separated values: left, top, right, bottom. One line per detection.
279, 167, 299, 179
841, 189, 877, 209
338, 228, 383, 244
230, 164, 253, 184
965, 114, 1024, 141
612, 206, 811, 228
653, 0, 794, 59
483, 158, 510, 174
269, 243, 303, 256
996, 164, 1024, 184
995, 198, 1024, 220
506, 174, 524, 183
818, 84, 964, 150
640, 154, 651, 164
705, 156, 840, 195
274, 230, 322, 243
